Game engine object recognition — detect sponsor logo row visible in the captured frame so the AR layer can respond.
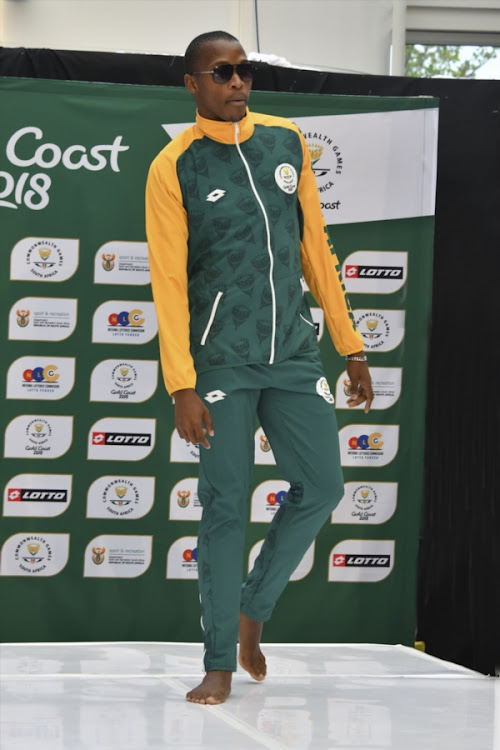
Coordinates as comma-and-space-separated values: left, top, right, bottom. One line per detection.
5, 358, 402, 407
9, 237, 150, 284
7, 298, 405, 350
6, 358, 158, 402
3, 475, 398, 525
10, 237, 409, 295
0, 533, 395, 582
8, 299, 158, 343
3, 416, 401, 466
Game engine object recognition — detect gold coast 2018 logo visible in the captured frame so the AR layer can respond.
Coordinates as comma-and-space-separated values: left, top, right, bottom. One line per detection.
0, 126, 130, 212
25, 418, 52, 455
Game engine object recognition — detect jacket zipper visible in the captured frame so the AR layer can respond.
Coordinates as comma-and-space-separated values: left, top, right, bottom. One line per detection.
201, 290, 223, 345
234, 121, 276, 365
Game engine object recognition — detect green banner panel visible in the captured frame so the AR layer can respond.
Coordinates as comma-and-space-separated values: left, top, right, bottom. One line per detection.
0, 78, 438, 645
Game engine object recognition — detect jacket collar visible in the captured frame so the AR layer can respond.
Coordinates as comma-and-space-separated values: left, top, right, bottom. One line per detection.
195, 109, 255, 144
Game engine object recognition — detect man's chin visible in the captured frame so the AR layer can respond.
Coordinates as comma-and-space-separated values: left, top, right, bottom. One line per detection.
225, 102, 247, 121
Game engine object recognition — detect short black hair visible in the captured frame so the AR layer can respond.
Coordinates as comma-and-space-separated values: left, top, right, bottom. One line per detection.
184, 30, 240, 74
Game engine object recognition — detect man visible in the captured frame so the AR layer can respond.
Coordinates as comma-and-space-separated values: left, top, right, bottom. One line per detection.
146, 30, 373, 705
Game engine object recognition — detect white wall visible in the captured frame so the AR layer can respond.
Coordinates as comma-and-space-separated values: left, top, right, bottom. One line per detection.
0, 0, 394, 74
1, 0, 500, 75
0, 0, 252, 57
256, 1, 394, 74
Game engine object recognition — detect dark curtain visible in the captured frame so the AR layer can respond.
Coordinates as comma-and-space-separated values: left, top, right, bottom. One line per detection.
1, 46, 499, 675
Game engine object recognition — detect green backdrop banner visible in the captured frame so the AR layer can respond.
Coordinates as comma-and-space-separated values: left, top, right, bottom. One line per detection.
0, 78, 438, 645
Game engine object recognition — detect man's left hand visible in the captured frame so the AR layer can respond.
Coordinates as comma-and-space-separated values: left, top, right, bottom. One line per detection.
346, 357, 374, 413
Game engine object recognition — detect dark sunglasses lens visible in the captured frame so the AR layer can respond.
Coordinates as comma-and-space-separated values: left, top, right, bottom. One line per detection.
237, 63, 255, 82
213, 65, 234, 83
212, 63, 255, 83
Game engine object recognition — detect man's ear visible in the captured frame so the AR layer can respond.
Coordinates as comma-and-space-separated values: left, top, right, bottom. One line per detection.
184, 73, 197, 95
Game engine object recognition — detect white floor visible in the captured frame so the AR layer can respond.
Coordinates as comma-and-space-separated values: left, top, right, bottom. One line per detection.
0, 641, 497, 749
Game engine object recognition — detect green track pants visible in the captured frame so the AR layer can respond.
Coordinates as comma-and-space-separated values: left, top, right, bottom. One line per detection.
195, 350, 344, 672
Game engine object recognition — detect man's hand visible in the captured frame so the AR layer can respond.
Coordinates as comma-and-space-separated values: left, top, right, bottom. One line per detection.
345, 354, 374, 413
172, 388, 214, 449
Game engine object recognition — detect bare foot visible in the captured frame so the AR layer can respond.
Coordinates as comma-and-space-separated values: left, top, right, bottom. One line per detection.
238, 611, 266, 681
186, 671, 232, 704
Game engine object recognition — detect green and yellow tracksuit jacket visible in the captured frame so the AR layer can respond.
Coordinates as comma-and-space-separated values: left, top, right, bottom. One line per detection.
146, 109, 363, 395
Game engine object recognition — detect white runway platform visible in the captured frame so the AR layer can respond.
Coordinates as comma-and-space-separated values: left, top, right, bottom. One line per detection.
0, 641, 497, 749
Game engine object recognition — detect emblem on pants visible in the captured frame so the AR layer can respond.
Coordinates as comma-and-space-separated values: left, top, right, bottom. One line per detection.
316, 377, 334, 404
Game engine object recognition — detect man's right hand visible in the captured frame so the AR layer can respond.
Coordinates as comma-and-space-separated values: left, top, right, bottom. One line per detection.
172, 388, 214, 450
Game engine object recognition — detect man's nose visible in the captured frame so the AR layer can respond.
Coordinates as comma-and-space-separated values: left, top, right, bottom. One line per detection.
230, 72, 244, 86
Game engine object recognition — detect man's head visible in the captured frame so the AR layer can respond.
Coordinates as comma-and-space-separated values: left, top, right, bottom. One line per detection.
184, 31, 253, 122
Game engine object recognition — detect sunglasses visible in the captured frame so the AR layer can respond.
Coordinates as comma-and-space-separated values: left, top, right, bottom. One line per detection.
190, 62, 256, 84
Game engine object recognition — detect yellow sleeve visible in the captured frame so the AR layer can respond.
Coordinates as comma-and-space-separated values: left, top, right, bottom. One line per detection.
296, 130, 364, 356
145, 149, 196, 395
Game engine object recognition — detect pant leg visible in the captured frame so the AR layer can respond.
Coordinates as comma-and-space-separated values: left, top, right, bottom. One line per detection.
196, 368, 260, 672
240, 352, 344, 622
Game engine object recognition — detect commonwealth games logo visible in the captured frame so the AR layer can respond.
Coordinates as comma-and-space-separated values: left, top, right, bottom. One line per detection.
116, 366, 131, 383
25, 418, 52, 452
35, 247, 55, 269
352, 485, 378, 513
14, 535, 53, 573
101, 477, 141, 516
110, 485, 130, 507
302, 130, 343, 194
356, 311, 392, 350
25, 239, 64, 279
308, 142, 330, 177
24, 543, 43, 564
111, 362, 137, 391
